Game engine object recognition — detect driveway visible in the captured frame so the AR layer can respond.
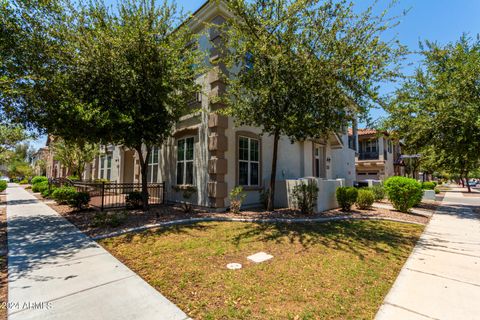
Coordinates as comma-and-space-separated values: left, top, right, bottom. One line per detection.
6, 184, 189, 320
376, 188, 480, 320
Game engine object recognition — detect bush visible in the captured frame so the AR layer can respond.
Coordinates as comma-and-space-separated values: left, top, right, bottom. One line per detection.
369, 184, 385, 201
259, 188, 269, 209
92, 211, 127, 228
384, 176, 423, 212
67, 175, 79, 181
52, 186, 77, 205
336, 186, 358, 212
422, 181, 436, 190
356, 189, 375, 210
0, 181, 6, 192
19, 179, 29, 185
292, 180, 319, 214
32, 181, 49, 193
126, 191, 143, 209
31, 176, 48, 185
434, 188, 440, 194
41, 186, 56, 198
229, 186, 247, 214
70, 192, 90, 209
173, 186, 196, 213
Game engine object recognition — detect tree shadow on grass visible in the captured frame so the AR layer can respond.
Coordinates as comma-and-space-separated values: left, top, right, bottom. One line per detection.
230, 220, 422, 260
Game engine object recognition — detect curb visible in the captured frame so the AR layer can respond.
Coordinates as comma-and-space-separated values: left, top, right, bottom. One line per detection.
92, 215, 426, 241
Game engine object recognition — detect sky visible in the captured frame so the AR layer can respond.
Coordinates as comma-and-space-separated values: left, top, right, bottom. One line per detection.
30, 0, 480, 149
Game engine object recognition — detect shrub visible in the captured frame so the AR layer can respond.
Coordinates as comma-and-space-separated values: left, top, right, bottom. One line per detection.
229, 186, 247, 214
259, 188, 269, 209
70, 192, 90, 209
369, 184, 385, 201
356, 189, 375, 209
41, 186, 56, 198
434, 188, 440, 194
19, 179, 29, 185
384, 176, 423, 212
32, 181, 49, 193
126, 191, 143, 209
67, 175, 79, 181
173, 186, 196, 213
0, 181, 6, 192
31, 176, 48, 185
336, 186, 358, 212
92, 211, 127, 228
52, 186, 77, 205
422, 181, 436, 190
292, 180, 319, 214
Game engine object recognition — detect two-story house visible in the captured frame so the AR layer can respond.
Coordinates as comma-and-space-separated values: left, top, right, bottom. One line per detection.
349, 128, 403, 181
83, 0, 358, 210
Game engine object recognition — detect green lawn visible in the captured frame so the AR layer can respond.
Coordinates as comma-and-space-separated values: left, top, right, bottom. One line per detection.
100, 221, 423, 320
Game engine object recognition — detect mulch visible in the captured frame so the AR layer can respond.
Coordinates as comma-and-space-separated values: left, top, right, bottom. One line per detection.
51, 199, 435, 238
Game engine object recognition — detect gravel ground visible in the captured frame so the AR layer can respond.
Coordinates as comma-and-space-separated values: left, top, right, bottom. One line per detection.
47, 199, 436, 238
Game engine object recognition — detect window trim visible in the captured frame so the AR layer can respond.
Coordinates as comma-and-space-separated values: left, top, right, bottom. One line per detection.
147, 146, 159, 183
235, 131, 262, 189
313, 143, 326, 178
99, 154, 112, 181
176, 136, 195, 186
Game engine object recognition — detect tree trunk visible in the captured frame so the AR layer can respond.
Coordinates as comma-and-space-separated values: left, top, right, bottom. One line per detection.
135, 145, 152, 213
466, 170, 471, 193
267, 130, 280, 211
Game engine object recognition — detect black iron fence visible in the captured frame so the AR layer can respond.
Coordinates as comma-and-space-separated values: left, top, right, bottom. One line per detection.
49, 178, 165, 211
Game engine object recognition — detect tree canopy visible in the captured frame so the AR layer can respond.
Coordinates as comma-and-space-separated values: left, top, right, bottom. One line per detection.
221, 0, 406, 209
1, 0, 204, 208
385, 36, 480, 191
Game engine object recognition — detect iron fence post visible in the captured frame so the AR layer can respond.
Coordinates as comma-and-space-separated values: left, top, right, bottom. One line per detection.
101, 182, 105, 211
162, 182, 166, 204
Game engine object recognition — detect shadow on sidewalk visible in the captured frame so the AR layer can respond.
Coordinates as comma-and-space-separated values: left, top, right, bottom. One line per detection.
8, 213, 98, 282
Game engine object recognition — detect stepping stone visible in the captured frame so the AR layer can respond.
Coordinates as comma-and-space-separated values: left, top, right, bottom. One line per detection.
226, 263, 242, 270
247, 252, 273, 263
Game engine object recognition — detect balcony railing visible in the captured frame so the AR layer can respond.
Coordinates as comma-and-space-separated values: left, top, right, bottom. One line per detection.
358, 152, 379, 160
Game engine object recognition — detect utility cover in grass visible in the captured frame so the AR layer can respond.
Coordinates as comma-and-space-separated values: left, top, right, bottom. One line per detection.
226, 263, 242, 270
247, 252, 273, 263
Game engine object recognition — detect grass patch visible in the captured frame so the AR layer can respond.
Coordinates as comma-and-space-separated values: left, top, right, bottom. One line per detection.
100, 220, 423, 319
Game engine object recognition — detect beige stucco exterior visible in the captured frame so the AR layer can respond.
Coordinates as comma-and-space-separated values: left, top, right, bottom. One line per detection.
81, 1, 357, 210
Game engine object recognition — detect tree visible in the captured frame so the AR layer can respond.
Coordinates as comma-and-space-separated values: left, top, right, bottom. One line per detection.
385, 36, 480, 192
0, 125, 28, 155
1, 0, 203, 210
52, 139, 99, 180
221, 0, 405, 210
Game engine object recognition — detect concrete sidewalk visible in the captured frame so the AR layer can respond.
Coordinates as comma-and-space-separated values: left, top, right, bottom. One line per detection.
6, 184, 189, 320
376, 190, 480, 320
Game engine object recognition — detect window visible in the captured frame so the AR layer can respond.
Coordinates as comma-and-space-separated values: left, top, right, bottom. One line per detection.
99, 154, 112, 180
361, 139, 378, 153
388, 140, 393, 153
238, 136, 259, 186
176, 137, 194, 185
147, 147, 159, 183
314, 145, 325, 178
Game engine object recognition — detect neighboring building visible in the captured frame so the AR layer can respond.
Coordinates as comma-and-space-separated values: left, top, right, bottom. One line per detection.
84, 0, 357, 210
31, 147, 49, 176
44, 135, 69, 179
349, 128, 403, 181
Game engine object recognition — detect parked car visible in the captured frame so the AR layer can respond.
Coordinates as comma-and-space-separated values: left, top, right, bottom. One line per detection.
468, 180, 478, 187
0, 176, 9, 182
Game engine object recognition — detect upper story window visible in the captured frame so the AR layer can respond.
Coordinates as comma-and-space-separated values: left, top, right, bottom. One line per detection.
238, 136, 259, 186
176, 137, 194, 185
99, 154, 112, 180
388, 140, 393, 153
147, 146, 159, 183
360, 139, 378, 153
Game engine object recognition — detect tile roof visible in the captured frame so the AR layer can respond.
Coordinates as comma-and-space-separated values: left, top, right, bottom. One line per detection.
347, 128, 379, 136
